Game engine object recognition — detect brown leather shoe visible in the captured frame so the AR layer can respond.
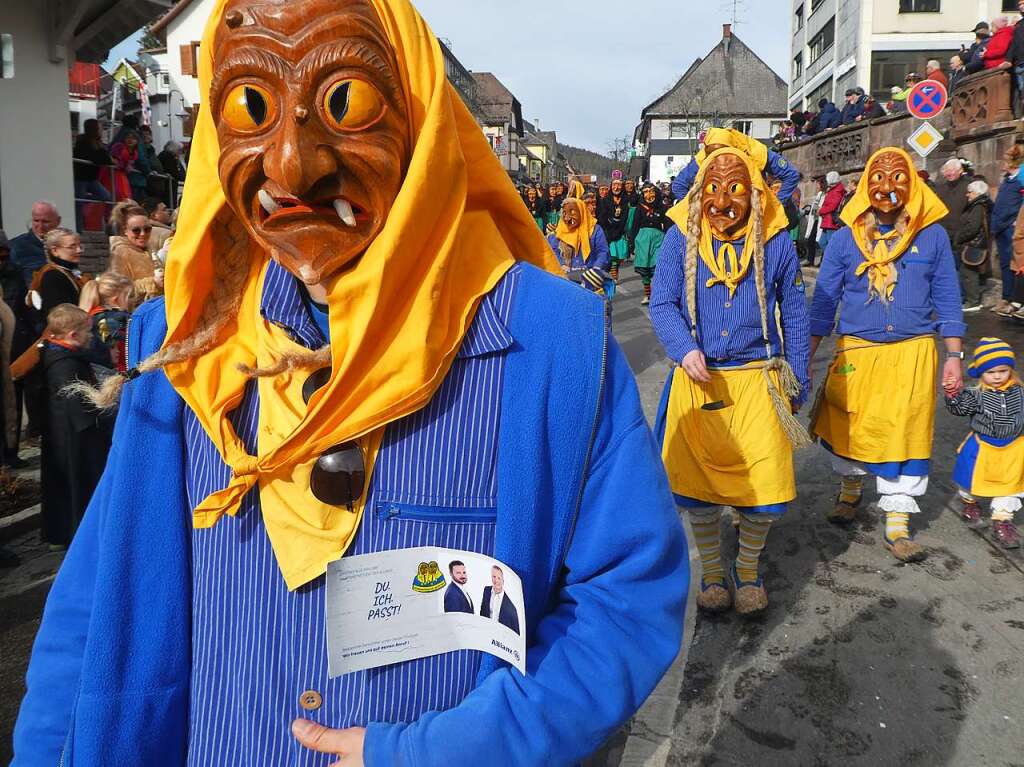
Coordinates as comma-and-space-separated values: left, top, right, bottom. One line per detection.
696, 580, 732, 612
992, 520, 1021, 549
826, 495, 860, 524
731, 566, 768, 616
885, 536, 927, 562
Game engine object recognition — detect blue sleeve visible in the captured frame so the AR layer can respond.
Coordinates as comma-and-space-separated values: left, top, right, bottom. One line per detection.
992, 181, 1022, 234
364, 339, 688, 767
768, 151, 801, 203
649, 226, 699, 362
929, 227, 967, 338
672, 159, 699, 201
547, 233, 564, 265
590, 226, 610, 271
775, 237, 811, 403
808, 232, 847, 337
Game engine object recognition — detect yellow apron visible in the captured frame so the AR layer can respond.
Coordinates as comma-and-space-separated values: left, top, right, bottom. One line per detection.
813, 335, 937, 464
661, 363, 796, 507
957, 433, 1024, 498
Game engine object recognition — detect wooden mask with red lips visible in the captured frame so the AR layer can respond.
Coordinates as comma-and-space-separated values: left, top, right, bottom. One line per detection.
211, 0, 412, 285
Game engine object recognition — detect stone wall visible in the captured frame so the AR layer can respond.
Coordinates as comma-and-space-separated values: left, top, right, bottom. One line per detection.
780, 68, 1022, 202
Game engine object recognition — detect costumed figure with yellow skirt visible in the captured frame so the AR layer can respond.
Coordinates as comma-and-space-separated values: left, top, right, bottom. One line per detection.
651, 147, 811, 616
10, 0, 689, 764
809, 147, 965, 563
947, 338, 1023, 548
547, 180, 613, 297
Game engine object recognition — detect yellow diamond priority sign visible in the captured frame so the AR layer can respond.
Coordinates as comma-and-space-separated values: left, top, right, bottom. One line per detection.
907, 122, 943, 158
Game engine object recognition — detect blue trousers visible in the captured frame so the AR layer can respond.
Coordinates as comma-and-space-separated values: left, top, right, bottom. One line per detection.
996, 228, 1014, 300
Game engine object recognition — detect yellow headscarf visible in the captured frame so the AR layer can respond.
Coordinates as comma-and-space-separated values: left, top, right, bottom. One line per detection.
666, 148, 790, 296
695, 128, 770, 173
840, 146, 948, 303
162, 0, 559, 588
554, 180, 597, 262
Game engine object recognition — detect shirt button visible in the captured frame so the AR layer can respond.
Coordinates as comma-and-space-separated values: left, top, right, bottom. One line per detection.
721, 330, 729, 337
724, 301, 732, 309
886, 324, 894, 332
299, 690, 323, 711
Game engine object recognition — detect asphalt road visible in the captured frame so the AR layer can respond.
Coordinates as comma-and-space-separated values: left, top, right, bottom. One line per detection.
2, 269, 1023, 767
608, 266, 1024, 767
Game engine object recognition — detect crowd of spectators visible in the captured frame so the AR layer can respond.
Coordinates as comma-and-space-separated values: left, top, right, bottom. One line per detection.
72, 115, 188, 232
0, 184, 174, 564
774, 3, 1024, 149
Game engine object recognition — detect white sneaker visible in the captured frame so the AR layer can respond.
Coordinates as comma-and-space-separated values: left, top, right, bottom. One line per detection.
962, 303, 982, 313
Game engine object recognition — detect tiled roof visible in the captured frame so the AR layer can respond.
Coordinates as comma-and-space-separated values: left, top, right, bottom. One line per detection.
642, 32, 787, 118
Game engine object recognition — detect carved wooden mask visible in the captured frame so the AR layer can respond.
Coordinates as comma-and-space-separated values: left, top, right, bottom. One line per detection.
210, 0, 412, 284
866, 150, 912, 215
701, 153, 752, 237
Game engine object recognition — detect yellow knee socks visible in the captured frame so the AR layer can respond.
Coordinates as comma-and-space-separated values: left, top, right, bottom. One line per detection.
736, 513, 773, 583
839, 475, 864, 505
689, 508, 724, 586
885, 511, 910, 541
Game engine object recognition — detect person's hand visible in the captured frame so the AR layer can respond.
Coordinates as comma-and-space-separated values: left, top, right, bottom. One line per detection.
291, 720, 365, 767
999, 60, 1013, 70
681, 349, 711, 383
942, 356, 964, 397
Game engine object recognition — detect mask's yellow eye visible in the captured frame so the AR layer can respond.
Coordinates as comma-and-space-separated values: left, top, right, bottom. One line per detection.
729, 182, 747, 195
322, 79, 386, 131
220, 83, 276, 133
893, 172, 906, 182
871, 172, 884, 183
705, 182, 719, 195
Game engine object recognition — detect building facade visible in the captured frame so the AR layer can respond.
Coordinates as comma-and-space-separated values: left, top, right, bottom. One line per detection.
789, 0, 1021, 109
634, 25, 788, 184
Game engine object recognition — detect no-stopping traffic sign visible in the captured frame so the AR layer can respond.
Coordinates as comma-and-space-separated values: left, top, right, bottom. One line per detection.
907, 79, 948, 120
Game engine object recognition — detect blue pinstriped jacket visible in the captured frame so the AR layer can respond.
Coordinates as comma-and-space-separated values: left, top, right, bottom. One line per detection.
12, 263, 687, 767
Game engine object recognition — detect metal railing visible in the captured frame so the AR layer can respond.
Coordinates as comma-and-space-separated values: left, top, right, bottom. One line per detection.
72, 157, 182, 232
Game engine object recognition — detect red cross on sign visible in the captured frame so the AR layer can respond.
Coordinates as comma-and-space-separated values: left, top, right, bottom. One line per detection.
907, 79, 948, 120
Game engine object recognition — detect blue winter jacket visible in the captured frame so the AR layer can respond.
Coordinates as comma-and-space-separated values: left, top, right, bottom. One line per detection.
672, 148, 800, 203
840, 97, 866, 125
11, 263, 688, 767
992, 172, 1024, 235
816, 103, 842, 132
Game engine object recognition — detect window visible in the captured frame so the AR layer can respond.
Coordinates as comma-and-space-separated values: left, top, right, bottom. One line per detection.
808, 17, 835, 64
730, 120, 753, 135
668, 120, 703, 139
808, 77, 833, 108
793, 53, 804, 79
179, 41, 200, 77
1003, 0, 1020, 10
0, 34, 12, 79
795, 4, 804, 30
899, 0, 939, 11
810, 0, 826, 11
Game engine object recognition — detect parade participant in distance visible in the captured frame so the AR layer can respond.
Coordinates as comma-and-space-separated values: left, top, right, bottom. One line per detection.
12, 1, 687, 765
624, 178, 640, 259
651, 147, 810, 616
548, 181, 612, 296
524, 185, 546, 231
630, 183, 668, 305
810, 147, 964, 563
672, 127, 800, 203
601, 178, 631, 282
947, 338, 1023, 548
547, 181, 565, 229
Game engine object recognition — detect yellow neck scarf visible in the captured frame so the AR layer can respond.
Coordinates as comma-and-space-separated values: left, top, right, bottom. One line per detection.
841, 147, 949, 304
554, 181, 596, 262
853, 228, 902, 302
981, 375, 1020, 392
162, 0, 559, 589
698, 222, 754, 297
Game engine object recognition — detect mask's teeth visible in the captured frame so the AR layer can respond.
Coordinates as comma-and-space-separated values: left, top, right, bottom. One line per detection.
258, 189, 279, 215
333, 198, 357, 227
727, 209, 736, 219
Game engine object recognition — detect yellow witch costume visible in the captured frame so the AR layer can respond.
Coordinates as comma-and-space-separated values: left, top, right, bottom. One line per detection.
653, 148, 811, 512
810, 147, 953, 473
161, 0, 559, 588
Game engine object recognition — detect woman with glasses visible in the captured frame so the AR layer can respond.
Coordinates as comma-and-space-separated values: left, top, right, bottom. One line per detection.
108, 201, 163, 300
27, 228, 86, 329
